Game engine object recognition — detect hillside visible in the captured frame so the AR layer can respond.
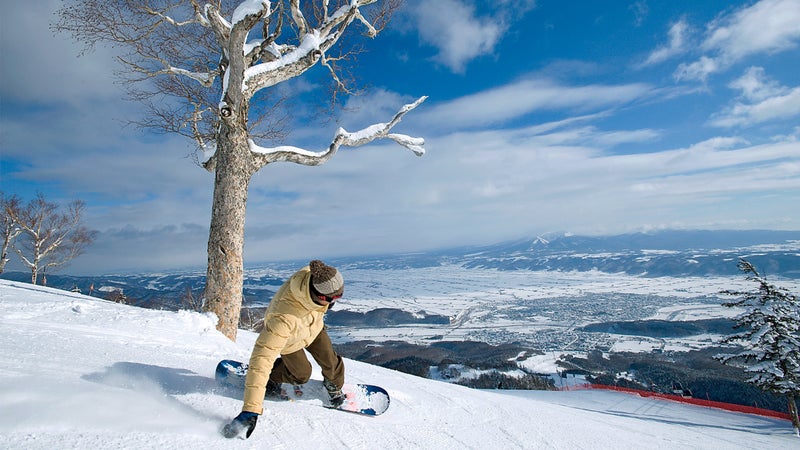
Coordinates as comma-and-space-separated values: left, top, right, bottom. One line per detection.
0, 280, 795, 449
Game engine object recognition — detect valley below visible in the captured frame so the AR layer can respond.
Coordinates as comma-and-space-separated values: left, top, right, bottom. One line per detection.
327, 265, 755, 353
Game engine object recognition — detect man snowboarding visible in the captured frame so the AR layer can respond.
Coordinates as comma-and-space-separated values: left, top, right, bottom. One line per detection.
223, 260, 346, 439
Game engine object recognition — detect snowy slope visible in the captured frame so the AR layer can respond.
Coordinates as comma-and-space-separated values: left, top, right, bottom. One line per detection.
0, 280, 795, 449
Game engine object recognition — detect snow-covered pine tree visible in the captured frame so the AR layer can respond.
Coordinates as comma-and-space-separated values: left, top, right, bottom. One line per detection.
716, 259, 800, 437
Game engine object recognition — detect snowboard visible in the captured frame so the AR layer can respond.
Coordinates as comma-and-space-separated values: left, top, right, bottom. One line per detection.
215, 359, 390, 416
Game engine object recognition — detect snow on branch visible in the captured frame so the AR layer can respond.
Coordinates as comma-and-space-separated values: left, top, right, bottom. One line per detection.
243, 31, 322, 94
289, 0, 309, 36
240, 0, 379, 97
141, 5, 200, 27
249, 96, 427, 166
202, 3, 233, 46
350, 5, 378, 38
232, 0, 271, 26
167, 67, 216, 86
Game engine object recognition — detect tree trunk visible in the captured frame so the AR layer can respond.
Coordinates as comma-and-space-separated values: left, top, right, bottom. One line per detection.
31, 254, 40, 285
203, 123, 253, 341
788, 393, 800, 437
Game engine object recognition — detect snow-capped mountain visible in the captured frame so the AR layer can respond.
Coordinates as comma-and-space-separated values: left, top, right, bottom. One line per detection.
442, 230, 800, 277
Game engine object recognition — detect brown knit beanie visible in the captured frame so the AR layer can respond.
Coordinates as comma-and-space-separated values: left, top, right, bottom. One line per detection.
309, 260, 344, 296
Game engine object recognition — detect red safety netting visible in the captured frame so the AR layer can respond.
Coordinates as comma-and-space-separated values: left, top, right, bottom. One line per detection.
565, 384, 792, 421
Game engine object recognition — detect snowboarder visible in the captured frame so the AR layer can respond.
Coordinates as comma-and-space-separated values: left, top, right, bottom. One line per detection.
223, 260, 346, 439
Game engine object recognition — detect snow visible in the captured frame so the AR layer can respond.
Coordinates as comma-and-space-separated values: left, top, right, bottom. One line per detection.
248, 139, 325, 157
243, 31, 322, 87
0, 279, 796, 449
231, 0, 269, 26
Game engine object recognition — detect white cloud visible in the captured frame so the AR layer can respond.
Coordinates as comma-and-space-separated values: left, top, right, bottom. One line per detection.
674, 56, 719, 83
709, 67, 800, 127
675, 0, 800, 81
703, 0, 800, 60
418, 77, 653, 129
86, 114, 795, 266
728, 66, 787, 102
591, 129, 662, 148
400, 127, 800, 240
410, 0, 501, 72
407, 0, 536, 73
57, 223, 210, 273
639, 18, 688, 67
0, 0, 120, 104
710, 88, 800, 128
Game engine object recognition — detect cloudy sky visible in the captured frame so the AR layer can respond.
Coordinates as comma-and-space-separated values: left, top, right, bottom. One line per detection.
1, 0, 799, 275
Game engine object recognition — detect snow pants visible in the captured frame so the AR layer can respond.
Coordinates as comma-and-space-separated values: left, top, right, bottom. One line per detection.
268, 326, 345, 389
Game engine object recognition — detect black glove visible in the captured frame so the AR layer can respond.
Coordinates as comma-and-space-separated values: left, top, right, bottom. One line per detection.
222, 411, 258, 439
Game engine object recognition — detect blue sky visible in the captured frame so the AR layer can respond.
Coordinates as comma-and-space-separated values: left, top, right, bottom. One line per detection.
1, 0, 799, 275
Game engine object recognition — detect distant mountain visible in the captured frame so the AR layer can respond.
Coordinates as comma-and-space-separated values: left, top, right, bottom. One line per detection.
2, 230, 798, 309
0, 269, 287, 310
456, 230, 800, 277
331, 229, 800, 278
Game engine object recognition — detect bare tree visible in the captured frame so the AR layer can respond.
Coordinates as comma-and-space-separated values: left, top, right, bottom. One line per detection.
0, 192, 23, 274
181, 285, 204, 312
8, 193, 98, 285
105, 287, 129, 304
53, 0, 426, 341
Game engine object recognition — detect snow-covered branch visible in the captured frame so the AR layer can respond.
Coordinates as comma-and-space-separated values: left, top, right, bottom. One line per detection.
240, 0, 377, 97
203, 3, 233, 56
248, 96, 427, 167
232, 0, 271, 26
168, 67, 217, 87
242, 32, 323, 97
289, 0, 308, 36
141, 5, 200, 27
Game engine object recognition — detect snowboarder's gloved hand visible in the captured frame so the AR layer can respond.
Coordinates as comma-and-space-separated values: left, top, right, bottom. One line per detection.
222, 411, 258, 439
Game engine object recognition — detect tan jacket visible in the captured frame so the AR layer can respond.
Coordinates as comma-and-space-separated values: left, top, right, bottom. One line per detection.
242, 265, 329, 413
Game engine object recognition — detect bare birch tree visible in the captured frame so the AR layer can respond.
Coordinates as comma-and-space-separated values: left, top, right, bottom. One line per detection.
7, 193, 97, 285
53, 1, 426, 340
0, 193, 23, 274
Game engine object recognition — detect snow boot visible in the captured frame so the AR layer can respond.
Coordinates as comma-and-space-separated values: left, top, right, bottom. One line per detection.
265, 379, 287, 400
323, 379, 345, 407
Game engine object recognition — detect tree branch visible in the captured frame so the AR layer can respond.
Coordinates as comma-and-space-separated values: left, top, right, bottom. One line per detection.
249, 96, 426, 167
141, 5, 200, 27
289, 0, 308, 36
241, 0, 378, 97
54, 0, 414, 173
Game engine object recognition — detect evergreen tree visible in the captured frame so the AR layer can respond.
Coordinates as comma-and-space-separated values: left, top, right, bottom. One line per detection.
716, 259, 800, 437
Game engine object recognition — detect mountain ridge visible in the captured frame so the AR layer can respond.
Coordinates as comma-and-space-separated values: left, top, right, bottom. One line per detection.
2, 229, 798, 308
329, 229, 800, 277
